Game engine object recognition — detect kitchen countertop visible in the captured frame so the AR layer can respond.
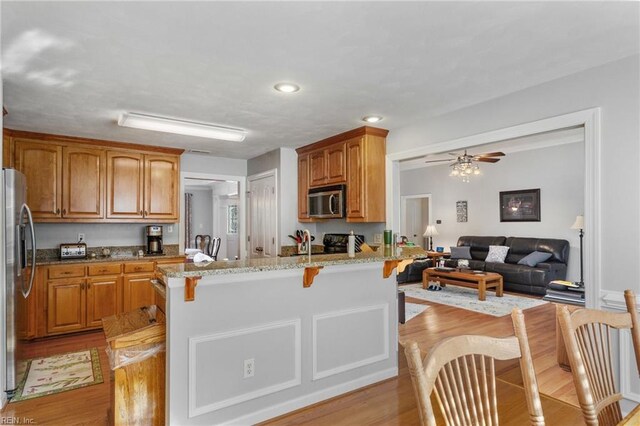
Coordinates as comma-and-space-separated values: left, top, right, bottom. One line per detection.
33, 244, 182, 266
158, 249, 423, 278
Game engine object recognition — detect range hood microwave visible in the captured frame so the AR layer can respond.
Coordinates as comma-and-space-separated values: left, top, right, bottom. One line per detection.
308, 185, 345, 219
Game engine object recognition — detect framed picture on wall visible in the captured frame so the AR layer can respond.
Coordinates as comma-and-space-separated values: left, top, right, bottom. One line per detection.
456, 201, 468, 222
499, 189, 541, 222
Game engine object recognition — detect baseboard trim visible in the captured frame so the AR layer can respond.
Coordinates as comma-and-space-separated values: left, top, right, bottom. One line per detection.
225, 367, 398, 425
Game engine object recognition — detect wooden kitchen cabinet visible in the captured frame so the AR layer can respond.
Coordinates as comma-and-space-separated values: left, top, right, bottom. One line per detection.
47, 278, 86, 334
106, 151, 145, 219
86, 276, 121, 328
296, 126, 388, 223
124, 274, 156, 312
297, 154, 312, 222
4, 129, 183, 223
144, 155, 179, 221
14, 139, 63, 219
62, 146, 105, 219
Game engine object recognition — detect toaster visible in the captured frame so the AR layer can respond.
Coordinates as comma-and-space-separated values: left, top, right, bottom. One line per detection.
59, 243, 87, 260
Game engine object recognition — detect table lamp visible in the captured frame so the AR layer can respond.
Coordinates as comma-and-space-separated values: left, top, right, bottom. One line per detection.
423, 225, 438, 251
570, 215, 584, 287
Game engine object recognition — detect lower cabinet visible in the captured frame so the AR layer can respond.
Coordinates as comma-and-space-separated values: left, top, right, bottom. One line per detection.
47, 278, 86, 334
123, 273, 156, 312
86, 275, 121, 328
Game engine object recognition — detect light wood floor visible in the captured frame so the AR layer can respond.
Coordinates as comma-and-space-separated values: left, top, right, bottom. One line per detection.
1, 292, 580, 425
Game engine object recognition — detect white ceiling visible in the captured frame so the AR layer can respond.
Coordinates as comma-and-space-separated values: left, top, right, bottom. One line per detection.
2, 2, 638, 159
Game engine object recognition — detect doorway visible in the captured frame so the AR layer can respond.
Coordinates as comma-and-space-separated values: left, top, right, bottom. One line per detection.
400, 194, 431, 247
247, 170, 277, 258
180, 171, 246, 260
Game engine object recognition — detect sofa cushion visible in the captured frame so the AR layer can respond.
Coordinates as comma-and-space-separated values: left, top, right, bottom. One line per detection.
505, 237, 569, 264
450, 246, 472, 260
444, 259, 486, 270
485, 245, 509, 263
485, 262, 550, 287
456, 236, 507, 261
518, 251, 553, 267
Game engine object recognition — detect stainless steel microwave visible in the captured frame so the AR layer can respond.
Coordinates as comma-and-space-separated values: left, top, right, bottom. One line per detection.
308, 185, 345, 219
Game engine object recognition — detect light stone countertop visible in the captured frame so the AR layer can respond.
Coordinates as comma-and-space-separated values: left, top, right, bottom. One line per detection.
158, 249, 427, 278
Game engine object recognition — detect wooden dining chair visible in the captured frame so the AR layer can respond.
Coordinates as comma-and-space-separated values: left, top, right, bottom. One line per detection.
404, 308, 544, 426
557, 290, 640, 426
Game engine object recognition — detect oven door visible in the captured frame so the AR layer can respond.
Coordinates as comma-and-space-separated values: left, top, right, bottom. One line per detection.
308, 189, 344, 219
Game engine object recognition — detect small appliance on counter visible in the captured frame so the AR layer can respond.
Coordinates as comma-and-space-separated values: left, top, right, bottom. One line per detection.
59, 243, 87, 260
323, 233, 365, 254
146, 225, 163, 255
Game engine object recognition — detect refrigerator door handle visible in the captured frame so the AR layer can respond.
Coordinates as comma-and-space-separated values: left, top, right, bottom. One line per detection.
19, 203, 36, 298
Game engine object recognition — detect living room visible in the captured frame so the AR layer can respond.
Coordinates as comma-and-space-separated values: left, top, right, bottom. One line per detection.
1, 1, 639, 425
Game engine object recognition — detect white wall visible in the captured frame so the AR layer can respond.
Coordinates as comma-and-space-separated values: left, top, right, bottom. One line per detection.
389, 54, 639, 295
401, 142, 584, 281
181, 152, 247, 176
186, 188, 213, 247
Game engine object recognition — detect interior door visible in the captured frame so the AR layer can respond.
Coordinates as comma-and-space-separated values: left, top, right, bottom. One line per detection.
248, 173, 277, 258
404, 197, 429, 246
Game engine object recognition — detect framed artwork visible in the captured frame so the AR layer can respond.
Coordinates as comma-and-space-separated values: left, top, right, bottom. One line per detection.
499, 189, 541, 222
227, 205, 238, 234
456, 201, 468, 222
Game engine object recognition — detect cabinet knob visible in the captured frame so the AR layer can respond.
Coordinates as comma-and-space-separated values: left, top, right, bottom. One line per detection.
80, 283, 85, 290
87, 283, 91, 289
56, 208, 60, 214
139, 210, 143, 216
62, 208, 66, 215
144, 211, 148, 216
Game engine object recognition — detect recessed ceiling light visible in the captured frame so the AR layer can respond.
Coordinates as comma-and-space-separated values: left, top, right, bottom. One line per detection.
118, 113, 247, 142
362, 116, 383, 123
274, 82, 300, 93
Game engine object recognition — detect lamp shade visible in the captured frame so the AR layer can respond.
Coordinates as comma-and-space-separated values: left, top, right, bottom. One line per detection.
570, 215, 584, 230
423, 225, 438, 237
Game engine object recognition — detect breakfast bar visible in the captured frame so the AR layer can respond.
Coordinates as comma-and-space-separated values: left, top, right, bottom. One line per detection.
157, 252, 416, 425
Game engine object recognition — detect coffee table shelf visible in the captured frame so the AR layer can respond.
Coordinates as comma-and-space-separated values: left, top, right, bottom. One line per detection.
422, 267, 503, 301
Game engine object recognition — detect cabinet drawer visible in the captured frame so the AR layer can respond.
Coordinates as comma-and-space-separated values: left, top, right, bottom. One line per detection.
123, 262, 155, 274
48, 265, 85, 279
88, 263, 122, 276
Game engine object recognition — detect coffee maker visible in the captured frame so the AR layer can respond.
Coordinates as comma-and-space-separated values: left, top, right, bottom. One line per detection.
146, 225, 163, 255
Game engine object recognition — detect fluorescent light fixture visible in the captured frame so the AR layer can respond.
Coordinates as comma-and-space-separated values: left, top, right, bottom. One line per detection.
274, 82, 300, 93
118, 113, 247, 142
362, 115, 383, 123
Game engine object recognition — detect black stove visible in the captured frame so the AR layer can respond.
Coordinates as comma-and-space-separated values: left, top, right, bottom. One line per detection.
322, 233, 365, 254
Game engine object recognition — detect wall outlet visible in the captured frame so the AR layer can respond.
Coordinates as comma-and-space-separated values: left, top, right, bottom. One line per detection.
167, 225, 173, 233
374, 234, 382, 244
243, 358, 255, 378
78, 233, 85, 243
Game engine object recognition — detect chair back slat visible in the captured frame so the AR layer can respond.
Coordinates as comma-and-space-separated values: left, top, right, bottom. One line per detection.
557, 291, 640, 426
404, 309, 544, 426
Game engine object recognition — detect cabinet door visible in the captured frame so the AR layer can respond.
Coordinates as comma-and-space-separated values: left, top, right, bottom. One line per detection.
309, 150, 327, 187
107, 151, 144, 219
297, 154, 311, 221
346, 138, 365, 219
47, 278, 85, 334
144, 155, 179, 221
326, 143, 346, 184
86, 276, 120, 328
14, 139, 63, 219
62, 146, 105, 219
123, 274, 156, 312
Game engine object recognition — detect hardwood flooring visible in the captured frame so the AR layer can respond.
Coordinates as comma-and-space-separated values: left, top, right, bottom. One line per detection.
1, 292, 580, 425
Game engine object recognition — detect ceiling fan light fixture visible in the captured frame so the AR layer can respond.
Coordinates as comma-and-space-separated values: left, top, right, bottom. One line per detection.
118, 113, 247, 142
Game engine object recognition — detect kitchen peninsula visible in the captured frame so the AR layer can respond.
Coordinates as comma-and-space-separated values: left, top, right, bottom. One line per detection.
158, 251, 416, 425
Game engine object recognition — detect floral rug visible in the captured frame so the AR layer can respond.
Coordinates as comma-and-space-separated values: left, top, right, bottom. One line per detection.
11, 348, 103, 402
400, 284, 547, 317
405, 302, 429, 322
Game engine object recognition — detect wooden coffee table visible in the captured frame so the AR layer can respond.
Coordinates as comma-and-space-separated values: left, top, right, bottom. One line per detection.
422, 267, 503, 301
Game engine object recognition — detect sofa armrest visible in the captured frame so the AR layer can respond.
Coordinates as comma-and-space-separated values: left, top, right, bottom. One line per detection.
536, 262, 568, 281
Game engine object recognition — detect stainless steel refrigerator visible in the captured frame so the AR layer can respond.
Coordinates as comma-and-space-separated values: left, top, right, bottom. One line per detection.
2, 169, 36, 398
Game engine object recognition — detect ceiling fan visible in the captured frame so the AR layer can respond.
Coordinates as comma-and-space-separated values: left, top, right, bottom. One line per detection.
424, 150, 505, 182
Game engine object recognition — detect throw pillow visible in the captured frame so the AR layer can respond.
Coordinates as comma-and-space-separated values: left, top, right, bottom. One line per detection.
518, 251, 552, 267
485, 245, 509, 263
450, 246, 472, 260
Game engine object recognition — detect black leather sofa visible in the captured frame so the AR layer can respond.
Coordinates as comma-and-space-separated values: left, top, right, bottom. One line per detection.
444, 236, 569, 296
397, 258, 434, 284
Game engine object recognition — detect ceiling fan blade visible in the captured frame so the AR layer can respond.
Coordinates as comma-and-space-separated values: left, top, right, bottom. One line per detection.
475, 157, 500, 163
447, 152, 460, 156
424, 159, 454, 164
474, 151, 505, 158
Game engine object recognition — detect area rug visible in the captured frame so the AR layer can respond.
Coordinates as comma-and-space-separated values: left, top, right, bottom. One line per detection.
401, 284, 546, 317
11, 348, 103, 402
405, 302, 429, 322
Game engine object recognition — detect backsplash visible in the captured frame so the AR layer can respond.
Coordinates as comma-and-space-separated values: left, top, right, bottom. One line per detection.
35, 244, 180, 262
33, 223, 180, 249
313, 221, 385, 246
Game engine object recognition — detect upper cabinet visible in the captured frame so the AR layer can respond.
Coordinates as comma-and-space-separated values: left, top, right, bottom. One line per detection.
296, 126, 388, 223
4, 130, 182, 223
